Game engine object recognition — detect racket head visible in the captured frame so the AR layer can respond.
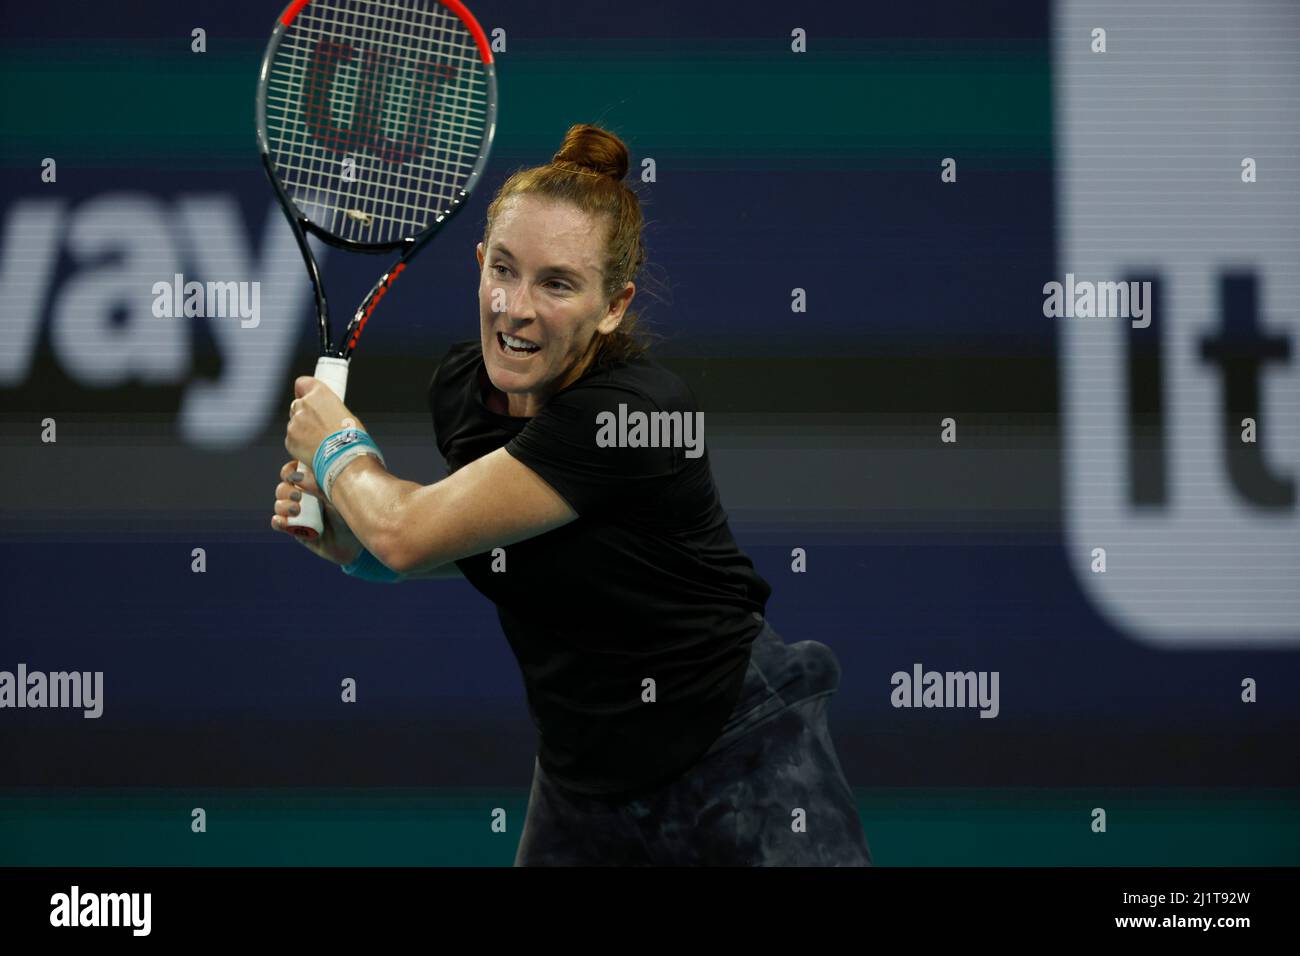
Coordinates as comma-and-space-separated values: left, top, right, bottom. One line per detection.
256, 0, 497, 254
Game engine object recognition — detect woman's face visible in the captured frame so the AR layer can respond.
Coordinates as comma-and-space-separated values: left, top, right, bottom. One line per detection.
476, 194, 633, 417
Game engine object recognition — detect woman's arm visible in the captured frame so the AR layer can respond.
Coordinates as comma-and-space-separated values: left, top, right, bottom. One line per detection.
397, 558, 464, 579
325, 447, 577, 575
282, 375, 575, 574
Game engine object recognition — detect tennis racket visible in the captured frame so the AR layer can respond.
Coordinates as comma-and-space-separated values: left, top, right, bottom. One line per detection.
256, 0, 497, 539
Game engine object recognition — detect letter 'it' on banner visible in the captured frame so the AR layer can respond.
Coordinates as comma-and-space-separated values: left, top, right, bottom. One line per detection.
1054, 1, 1299, 647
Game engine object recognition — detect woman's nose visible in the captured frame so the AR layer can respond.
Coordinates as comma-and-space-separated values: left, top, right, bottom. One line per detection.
507, 283, 539, 319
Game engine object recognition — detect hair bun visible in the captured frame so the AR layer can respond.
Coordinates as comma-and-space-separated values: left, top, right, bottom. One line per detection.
551, 123, 630, 181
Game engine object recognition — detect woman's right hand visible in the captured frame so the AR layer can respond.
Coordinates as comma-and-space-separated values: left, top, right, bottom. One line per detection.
270, 459, 365, 567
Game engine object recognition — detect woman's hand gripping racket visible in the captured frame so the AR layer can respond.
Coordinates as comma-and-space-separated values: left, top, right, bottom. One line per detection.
256, 0, 497, 539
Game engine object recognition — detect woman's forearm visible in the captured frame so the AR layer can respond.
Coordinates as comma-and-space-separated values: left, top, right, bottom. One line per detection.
398, 561, 464, 579
326, 455, 424, 569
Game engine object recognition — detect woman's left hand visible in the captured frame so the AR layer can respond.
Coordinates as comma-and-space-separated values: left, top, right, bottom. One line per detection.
284, 375, 368, 474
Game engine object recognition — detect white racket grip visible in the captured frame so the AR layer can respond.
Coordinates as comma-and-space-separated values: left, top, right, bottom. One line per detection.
286, 356, 351, 541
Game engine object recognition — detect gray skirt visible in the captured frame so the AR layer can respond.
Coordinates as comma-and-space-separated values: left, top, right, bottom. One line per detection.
514, 618, 873, 866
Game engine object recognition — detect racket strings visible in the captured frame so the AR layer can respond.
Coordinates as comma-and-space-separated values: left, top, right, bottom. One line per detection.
265, 0, 489, 244
312, 0, 480, 219
278, 1, 482, 237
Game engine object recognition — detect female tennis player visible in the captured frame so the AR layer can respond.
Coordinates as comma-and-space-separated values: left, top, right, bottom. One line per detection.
272, 124, 873, 867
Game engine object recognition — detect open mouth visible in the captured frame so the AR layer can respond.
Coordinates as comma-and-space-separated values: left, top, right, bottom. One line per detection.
497, 331, 541, 357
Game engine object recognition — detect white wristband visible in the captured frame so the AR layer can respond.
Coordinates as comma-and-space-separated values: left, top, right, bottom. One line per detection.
321, 446, 384, 503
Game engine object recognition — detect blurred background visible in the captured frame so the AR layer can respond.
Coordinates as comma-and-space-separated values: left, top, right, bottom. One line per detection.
0, 0, 1296, 865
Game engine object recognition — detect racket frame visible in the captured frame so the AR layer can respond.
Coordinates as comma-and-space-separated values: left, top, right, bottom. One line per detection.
255, 0, 497, 356
254, 0, 496, 538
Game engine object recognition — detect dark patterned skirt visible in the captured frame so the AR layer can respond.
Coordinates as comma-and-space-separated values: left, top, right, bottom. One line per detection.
514, 618, 873, 866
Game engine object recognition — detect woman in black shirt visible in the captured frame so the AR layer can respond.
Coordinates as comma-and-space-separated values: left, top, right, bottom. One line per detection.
273, 124, 872, 866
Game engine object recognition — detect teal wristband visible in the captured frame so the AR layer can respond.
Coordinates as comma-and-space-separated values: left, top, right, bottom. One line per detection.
313, 428, 383, 489
341, 547, 403, 584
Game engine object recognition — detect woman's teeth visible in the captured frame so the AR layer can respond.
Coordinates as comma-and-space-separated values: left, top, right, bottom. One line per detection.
500, 332, 540, 355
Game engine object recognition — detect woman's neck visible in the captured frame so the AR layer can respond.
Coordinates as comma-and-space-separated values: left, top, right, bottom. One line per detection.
482, 337, 602, 418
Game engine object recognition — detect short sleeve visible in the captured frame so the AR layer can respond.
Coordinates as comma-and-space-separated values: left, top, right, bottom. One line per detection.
504, 383, 683, 517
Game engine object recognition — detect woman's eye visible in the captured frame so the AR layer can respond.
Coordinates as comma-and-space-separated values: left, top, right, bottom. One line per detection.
489, 265, 567, 291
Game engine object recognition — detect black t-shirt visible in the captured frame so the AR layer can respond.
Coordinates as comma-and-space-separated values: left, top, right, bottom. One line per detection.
427, 340, 772, 799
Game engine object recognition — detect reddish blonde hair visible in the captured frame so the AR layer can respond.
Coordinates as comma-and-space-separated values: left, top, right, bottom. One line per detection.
482, 123, 656, 369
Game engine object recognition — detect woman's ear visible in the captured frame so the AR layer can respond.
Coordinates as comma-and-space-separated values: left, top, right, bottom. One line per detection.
476, 242, 485, 269
598, 281, 635, 333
